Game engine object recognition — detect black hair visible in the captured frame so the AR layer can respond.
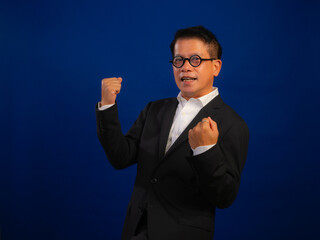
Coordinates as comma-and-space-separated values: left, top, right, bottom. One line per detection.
170, 26, 222, 59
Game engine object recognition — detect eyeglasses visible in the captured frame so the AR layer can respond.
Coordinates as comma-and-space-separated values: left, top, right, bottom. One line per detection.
169, 54, 216, 68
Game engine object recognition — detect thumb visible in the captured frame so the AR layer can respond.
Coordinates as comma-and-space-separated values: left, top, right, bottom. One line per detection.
208, 117, 217, 131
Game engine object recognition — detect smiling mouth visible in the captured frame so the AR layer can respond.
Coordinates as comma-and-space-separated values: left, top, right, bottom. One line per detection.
181, 77, 197, 81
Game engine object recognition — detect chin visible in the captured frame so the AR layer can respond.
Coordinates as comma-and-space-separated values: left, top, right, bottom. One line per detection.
181, 91, 196, 99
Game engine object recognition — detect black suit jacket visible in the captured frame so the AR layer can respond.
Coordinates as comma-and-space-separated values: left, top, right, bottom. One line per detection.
96, 95, 249, 240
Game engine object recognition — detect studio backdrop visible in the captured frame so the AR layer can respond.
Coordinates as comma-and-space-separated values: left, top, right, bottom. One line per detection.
1, 0, 319, 239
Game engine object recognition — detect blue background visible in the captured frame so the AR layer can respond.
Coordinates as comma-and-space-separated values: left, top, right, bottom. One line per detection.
1, 0, 320, 239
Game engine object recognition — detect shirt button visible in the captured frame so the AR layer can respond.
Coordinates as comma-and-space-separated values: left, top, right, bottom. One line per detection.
150, 178, 158, 184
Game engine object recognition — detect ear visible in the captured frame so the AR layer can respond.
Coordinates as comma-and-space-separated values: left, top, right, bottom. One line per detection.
213, 59, 222, 77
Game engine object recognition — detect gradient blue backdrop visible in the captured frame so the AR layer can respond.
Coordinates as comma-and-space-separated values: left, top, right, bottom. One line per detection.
1, 0, 320, 239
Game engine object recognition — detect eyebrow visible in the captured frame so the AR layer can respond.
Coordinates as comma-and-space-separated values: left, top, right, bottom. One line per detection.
174, 53, 201, 57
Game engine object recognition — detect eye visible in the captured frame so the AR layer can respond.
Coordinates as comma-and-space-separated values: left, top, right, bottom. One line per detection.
191, 55, 200, 60
173, 57, 183, 66
174, 57, 183, 63
190, 55, 201, 65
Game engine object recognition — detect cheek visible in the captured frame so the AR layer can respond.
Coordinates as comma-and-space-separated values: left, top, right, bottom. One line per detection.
197, 68, 213, 81
173, 71, 180, 81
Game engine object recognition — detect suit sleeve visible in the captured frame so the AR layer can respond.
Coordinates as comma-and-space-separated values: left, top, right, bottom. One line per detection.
95, 102, 151, 169
187, 120, 249, 209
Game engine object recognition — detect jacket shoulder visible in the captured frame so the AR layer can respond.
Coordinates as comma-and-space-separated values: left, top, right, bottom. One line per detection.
210, 96, 248, 133
148, 97, 177, 105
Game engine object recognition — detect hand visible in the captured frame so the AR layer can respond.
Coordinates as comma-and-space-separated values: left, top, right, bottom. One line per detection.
188, 117, 219, 149
101, 77, 122, 106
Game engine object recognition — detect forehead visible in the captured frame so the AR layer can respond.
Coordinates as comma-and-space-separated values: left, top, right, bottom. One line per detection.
174, 38, 210, 56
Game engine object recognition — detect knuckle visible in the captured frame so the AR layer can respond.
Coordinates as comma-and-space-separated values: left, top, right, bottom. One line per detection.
102, 79, 111, 86
203, 124, 209, 129
194, 128, 201, 134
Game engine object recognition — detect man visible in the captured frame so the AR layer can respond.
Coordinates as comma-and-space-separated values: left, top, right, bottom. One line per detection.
96, 26, 249, 240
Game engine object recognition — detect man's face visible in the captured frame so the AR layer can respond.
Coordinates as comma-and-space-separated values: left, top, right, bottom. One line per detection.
173, 38, 222, 100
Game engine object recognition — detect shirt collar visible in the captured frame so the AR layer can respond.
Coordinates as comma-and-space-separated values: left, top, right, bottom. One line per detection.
177, 87, 219, 107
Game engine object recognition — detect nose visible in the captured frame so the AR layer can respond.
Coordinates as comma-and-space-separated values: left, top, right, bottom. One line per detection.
181, 59, 193, 72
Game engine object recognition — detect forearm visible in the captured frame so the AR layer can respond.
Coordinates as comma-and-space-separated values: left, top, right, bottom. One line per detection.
96, 103, 138, 169
188, 121, 249, 208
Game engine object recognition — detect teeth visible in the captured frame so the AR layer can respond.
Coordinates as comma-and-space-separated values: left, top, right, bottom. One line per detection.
182, 78, 196, 81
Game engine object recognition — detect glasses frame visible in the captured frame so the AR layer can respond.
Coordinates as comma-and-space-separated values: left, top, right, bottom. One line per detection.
169, 54, 217, 68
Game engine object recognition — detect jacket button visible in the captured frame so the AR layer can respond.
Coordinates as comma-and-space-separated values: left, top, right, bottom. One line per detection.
150, 178, 158, 184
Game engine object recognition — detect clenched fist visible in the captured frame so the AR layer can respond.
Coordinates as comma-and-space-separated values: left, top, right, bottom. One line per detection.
101, 77, 122, 106
188, 117, 219, 149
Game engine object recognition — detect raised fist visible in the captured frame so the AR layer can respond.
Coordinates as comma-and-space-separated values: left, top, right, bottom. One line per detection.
188, 117, 219, 149
101, 77, 122, 106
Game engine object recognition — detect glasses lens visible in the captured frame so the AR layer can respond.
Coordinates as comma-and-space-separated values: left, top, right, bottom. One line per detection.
173, 57, 183, 68
190, 55, 201, 67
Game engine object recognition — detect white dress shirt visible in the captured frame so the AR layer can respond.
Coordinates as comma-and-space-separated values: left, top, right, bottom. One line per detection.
98, 87, 219, 156
165, 88, 219, 155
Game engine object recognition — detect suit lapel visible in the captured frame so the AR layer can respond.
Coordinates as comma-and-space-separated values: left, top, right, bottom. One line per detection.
163, 95, 224, 159
158, 98, 179, 160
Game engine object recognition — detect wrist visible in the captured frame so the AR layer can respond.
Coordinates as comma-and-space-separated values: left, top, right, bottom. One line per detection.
101, 100, 115, 106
